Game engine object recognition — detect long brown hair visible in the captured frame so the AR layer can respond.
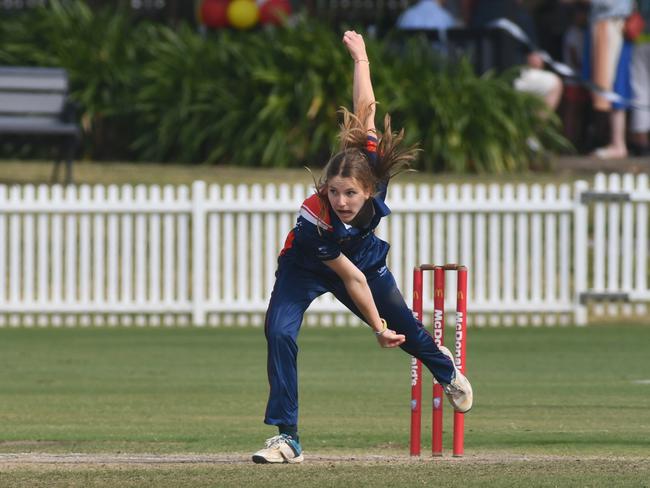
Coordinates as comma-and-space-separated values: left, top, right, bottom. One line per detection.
316, 104, 420, 195
311, 104, 419, 226
334, 104, 419, 187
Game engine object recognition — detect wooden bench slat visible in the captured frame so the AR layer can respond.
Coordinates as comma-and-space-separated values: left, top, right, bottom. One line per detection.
0, 115, 79, 135
0, 93, 66, 115
0, 67, 68, 92
0, 67, 67, 76
0, 77, 67, 91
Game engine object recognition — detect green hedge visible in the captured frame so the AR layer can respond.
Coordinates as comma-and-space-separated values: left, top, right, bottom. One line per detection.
0, 0, 568, 172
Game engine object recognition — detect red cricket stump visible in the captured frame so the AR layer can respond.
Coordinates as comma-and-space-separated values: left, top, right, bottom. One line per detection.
410, 264, 468, 458
453, 266, 467, 457
410, 267, 423, 456
432, 266, 445, 456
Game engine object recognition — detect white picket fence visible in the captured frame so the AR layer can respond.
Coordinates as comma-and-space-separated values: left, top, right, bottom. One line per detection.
0, 173, 648, 327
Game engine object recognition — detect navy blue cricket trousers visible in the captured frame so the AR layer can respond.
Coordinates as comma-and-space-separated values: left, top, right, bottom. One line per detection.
264, 257, 455, 427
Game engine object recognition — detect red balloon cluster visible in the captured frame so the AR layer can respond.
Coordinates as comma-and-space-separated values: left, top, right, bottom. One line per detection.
260, 0, 291, 25
199, 0, 291, 29
200, 0, 229, 28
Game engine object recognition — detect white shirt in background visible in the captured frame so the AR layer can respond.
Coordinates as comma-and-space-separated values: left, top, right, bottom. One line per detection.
396, 0, 457, 30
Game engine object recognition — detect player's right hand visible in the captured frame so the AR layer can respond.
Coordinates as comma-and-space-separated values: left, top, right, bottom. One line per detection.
342, 30, 368, 62
377, 329, 406, 348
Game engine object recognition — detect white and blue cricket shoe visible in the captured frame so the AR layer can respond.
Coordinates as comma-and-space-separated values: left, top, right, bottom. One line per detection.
252, 434, 304, 464
439, 345, 473, 413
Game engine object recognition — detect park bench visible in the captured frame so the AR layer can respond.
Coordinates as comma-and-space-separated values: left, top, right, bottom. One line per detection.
0, 66, 81, 184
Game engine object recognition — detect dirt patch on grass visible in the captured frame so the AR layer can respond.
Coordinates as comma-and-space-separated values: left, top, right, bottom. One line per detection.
1, 452, 649, 469
2, 453, 648, 488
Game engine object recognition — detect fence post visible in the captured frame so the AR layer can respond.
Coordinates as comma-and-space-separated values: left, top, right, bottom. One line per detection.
192, 181, 207, 326
573, 180, 589, 325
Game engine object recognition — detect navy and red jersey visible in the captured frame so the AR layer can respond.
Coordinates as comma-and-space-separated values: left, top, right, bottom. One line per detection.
280, 135, 391, 275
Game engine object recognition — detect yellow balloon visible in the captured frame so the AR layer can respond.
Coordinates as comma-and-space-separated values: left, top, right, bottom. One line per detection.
227, 0, 260, 30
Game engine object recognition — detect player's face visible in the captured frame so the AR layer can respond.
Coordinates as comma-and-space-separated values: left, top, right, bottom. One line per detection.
327, 176, 371, 224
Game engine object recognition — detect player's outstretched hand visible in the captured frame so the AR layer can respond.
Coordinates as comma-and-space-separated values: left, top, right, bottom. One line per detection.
377, 329, 406, 348
342, 30, 368, 62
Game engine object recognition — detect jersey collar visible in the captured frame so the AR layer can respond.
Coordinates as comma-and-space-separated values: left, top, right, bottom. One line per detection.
329, 194, 391, 237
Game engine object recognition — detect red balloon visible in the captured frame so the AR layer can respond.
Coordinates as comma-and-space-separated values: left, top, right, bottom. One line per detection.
201, 0, 230, 28
259, 0, 291, 26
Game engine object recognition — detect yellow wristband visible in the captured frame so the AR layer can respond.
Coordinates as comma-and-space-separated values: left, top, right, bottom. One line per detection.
374, 319, 388, 336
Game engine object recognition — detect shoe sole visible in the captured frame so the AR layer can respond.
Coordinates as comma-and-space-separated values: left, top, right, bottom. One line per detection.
251, 454, 304, 464
447, 392, 473, 414
456, 403, 473, 414
286, 453, 304, 464
252, 455, 274, 464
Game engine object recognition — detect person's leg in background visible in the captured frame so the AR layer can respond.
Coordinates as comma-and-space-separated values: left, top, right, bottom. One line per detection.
591, 18, 628, 159
561, 84, 590, 152
513, 53, 563, 157
630, 42, 650, 155
544, 74, 564, 111
592, 19, 623, 112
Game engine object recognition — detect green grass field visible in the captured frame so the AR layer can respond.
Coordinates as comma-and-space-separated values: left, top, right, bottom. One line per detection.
0, 323, 649, 487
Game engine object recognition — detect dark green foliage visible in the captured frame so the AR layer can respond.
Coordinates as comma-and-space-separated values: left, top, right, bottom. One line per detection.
129, 19, 351, 166
0, 2, 569, 171
0, 0, 141, 159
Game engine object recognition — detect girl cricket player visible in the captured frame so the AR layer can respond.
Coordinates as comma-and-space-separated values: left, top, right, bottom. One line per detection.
252, 30, 473, 464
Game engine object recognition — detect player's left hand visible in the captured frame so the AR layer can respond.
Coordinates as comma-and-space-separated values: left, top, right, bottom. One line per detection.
377, 329, 406, 348
342, 30, 368, 62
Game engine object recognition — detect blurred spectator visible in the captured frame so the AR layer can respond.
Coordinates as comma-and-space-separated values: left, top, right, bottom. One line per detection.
535, 0, 574, 59
440, 0, 472, 26
630, 0, 650, 156
396, 0, 458, 30
396, 0, 465, 58
561, 1, 590, 150
515, 51, 564, 111
583, 0, 634, 159
470, 0, 563, 112
563, 2, 589, 71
